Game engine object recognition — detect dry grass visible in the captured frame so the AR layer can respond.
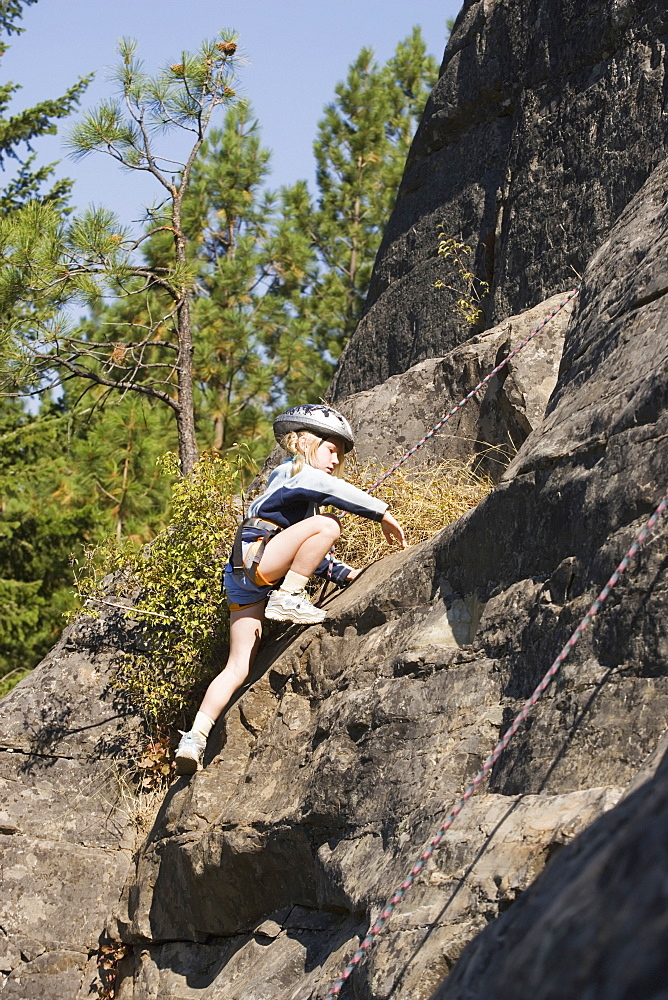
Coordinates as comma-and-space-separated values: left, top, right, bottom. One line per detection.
115, 768, 172, 838
333, 457, 493, 569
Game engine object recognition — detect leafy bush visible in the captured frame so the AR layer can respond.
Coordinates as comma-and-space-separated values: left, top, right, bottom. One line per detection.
77, 449, 248, 727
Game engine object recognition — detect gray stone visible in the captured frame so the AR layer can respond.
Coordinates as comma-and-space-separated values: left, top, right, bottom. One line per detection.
332, 0, 668, 398
337, 290, 575, 480
1, 949, 88, 1000
0, 609, 144, 997
426, 125, 668, 1000
431, 754, 668, 1000
253, 290, 573, 497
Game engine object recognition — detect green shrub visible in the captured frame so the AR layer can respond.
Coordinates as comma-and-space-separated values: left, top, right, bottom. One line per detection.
77, 449, 248, 727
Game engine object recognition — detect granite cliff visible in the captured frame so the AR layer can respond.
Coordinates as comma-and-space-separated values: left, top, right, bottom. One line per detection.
331, 0, 668, 398
1, 2, 667, 998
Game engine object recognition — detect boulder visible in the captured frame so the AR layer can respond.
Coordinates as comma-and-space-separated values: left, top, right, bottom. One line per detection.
338, 290, 575, 480
0, 607, 144, 997
257, 290, 574, 488
431, 745, 668, 1000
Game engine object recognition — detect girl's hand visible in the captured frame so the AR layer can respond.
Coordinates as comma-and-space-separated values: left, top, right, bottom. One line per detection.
381, 512, 407, 549
346, 567, 362, 581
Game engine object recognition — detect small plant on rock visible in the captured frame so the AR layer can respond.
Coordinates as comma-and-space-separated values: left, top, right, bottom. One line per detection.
136, 734, 174, 790
96, 941, 130, 999
434, 231, 489, 326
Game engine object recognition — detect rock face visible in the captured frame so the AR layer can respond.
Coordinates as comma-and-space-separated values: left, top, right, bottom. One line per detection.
432, 743, 668, 1000
257, 290, 574, 487
331, 0, 668, 399
0, 609, 143, 997
338, 290, 575, 481
429, 137, 668, 1000
106, 157, 668, 998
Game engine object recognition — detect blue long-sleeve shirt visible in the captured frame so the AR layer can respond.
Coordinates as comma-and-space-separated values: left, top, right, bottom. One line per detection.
245, 459, 388, 583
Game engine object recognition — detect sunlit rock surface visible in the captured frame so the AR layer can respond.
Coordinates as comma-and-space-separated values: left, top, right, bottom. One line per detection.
1, 2, 667, 998
111, 157, 668, 998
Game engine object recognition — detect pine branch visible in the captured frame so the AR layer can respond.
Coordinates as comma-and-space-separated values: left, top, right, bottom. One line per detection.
43, 354, 181, 412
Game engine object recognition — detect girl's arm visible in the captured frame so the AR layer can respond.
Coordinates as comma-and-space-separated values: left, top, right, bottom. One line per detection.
269, 466, 389, 521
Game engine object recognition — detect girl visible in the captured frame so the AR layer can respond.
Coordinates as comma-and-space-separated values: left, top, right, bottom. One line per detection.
175, 404, 406, 774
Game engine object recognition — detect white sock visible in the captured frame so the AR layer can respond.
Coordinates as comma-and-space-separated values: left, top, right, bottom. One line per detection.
280, 570, 309, 594
192, 711, 215, 742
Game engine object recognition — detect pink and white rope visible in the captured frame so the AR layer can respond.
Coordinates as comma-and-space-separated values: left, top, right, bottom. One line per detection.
324, 489, 668, 998
367, 287, 580, 493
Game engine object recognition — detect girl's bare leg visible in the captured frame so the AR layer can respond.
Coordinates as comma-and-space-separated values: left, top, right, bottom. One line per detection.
257, 514, 340, 583
195, 517, 340, 723
198, 603, 265, 722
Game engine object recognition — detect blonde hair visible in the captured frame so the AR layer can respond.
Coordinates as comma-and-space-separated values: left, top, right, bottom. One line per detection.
280, 430, 345, 478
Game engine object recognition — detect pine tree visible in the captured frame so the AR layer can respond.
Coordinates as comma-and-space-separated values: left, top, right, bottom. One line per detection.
0, 0, 90, 214
262, 179, 327, 406
312, 30, 437, 357
188, 104, 278, 459
188, 105, 319, 458
0, 398, 96, 681
64, 394, 176, 542
0, 390, 176, 685
66, 100, 316, 470
0, 34, 241, 473
270, 28, 439, 403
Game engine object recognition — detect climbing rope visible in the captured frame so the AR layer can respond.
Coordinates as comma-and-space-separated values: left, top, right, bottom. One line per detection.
366, 286, 580, 493
319, 287, 580, 602
324, 489, 668, 998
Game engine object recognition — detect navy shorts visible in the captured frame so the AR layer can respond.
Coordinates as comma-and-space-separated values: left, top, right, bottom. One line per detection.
223, 539, 274, 609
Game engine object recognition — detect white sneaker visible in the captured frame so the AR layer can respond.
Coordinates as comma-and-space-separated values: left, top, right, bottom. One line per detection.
174, 730, 206, 775
265, 588, 327, 625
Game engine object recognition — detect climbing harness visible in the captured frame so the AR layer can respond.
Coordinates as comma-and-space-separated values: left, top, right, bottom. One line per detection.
323, 489, 668, 998
231, 518, 282, 578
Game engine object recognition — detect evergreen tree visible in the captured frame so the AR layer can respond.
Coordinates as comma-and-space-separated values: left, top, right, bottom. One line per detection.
0, 0, 89, 381
188, 105, 319, 458
65, 100, 316, 469
311, 29, 438, 359
188, 104, 278, 459
0, 0, 90, 213
63, 394, 175, 541
261, 179, 327, 406
269, 28, 439, 403
0, 393, 175, 684
0, 34, 241, 473
0, 398, 95, 681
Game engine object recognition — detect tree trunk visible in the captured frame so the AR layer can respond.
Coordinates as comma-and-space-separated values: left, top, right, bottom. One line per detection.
176, 294, 199, 474
172, 180, 199, 474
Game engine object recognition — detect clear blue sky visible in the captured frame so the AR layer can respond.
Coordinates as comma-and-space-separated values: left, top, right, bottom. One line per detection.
2, 0, 462, 230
